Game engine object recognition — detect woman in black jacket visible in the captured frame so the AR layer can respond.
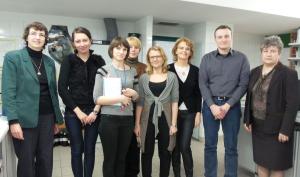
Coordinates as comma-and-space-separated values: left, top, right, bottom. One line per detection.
244, 35, 299, 177
58, 27, 105, 177
169, 37, 202, 177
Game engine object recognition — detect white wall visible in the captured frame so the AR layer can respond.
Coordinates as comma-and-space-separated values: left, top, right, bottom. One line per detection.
153, 24, 185, 37
233, 32, 263, 69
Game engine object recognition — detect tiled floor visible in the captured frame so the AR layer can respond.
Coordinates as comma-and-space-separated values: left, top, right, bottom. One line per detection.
53, 138, 254, 177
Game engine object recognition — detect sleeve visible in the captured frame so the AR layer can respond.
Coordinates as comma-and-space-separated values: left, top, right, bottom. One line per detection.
280, 69, 299, 136
171, 73, 179, 102
133, 68, 139, 93
194, 67, 202, 112
227, 55, 250, 106
137, 74, 145, 106
50, 60, 63, 124
93, 68, 104, 103
243, 69, 255, 125
198, 55, 214, 106
58, 56, 77, 110
2, 53, 19, 122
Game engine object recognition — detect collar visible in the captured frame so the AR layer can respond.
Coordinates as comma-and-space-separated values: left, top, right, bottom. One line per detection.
214, 48, 233, 57
126, 57, 139, 65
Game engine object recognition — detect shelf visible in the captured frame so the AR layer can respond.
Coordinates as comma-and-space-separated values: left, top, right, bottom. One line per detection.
289, 42, 300, 46
288, 57, 300, 61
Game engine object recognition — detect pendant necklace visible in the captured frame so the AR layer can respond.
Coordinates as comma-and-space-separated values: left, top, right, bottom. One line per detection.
31, 58, 43, 76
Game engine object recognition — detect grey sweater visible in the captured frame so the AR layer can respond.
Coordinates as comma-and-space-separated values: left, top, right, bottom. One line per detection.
137, 72, 179, 152
93, 62, 138, 116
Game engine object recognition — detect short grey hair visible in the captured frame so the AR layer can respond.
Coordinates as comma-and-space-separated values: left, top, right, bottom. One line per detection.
260, 35, 283, 54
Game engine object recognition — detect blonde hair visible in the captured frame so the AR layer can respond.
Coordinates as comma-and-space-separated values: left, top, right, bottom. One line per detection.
172, 37, 194, 61
146, 46, 168, 74
126, 36, 141, 49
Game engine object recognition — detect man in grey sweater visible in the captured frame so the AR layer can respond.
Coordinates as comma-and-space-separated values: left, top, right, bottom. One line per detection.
199, 25, 250, 177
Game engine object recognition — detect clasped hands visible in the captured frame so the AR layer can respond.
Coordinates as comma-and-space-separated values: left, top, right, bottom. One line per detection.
210, 103, 231, 120
120, 88, 138, 107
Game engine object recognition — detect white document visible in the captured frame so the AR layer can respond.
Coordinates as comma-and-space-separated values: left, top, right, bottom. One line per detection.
103, 77, 122, 106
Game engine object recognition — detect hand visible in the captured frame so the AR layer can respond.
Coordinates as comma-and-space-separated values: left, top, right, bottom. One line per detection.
134, 124, 141, 137
84, 112, 97, 125
278, 133, 289, 143
220, 103, 231, 119
76, 111, 88, 125
194, 113, 201, 128
54, 124, 60, 135
244, 124, 252, 133
122, 88, 138, 100
10, 123, 24, 140
169, 125, 177, 135
209, 104, 224, 119
120, 95, 132, 107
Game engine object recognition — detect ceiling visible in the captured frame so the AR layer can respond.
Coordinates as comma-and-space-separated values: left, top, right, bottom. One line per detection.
1, 0, 300, 35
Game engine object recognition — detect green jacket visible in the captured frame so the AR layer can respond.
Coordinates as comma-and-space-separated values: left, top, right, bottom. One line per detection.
2, 48, 63, 128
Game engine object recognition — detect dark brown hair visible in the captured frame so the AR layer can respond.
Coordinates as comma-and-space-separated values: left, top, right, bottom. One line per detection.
71, 26, 92, 42
108, 36, 130, 59
214, 25, 232, 38
23, 21, 48, 47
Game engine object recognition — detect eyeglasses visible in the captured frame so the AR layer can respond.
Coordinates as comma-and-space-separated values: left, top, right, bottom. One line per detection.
177, 46, 191, 51
29, 32, 46, 38
149, 55, 162, 59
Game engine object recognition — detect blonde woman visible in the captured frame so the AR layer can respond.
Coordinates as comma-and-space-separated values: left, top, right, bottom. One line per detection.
134, 46, 179, 177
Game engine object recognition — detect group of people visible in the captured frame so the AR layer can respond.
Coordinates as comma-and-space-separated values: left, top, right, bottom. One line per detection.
1, 21, 299, 177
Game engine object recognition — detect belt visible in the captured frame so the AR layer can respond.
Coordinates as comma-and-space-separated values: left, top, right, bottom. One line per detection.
213, 96, 229, 101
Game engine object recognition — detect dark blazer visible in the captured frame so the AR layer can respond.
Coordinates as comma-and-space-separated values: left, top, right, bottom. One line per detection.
244, 63, 299, 136
2, 48, 63, 128
168, 63, 202, 113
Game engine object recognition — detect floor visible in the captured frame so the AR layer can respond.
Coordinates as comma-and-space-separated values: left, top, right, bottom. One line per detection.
52, 138, 254, 177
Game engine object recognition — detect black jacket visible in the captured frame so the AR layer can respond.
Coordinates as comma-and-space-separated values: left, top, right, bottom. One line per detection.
168, 63, 202, 113
244, 63, 299, 136
58, 51, 105, 112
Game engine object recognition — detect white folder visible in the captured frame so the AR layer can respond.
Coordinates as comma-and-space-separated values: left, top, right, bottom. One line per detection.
103, 77, 122, 106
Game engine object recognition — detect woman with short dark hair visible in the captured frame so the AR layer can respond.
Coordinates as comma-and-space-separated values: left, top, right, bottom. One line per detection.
58, 26, 105, 177
244, 35, 299, 177
93, 36, 139, 177
2, 21, 63, 177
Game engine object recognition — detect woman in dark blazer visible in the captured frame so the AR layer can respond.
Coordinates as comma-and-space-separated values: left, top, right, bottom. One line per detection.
2, 22, 63, 177
244, 35, 299, 177
169, 37, 202, 177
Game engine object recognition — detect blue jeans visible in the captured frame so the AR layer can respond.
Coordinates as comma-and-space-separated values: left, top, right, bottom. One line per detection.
64, 109, 100, 177
202, 99, 241, 177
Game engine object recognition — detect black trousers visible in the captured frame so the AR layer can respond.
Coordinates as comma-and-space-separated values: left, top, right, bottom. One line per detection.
172, 111, 195, 177
124, 132, 140, 177
99, 114, 134, 177
142, 114, 171, 177
12, 113, 55, 177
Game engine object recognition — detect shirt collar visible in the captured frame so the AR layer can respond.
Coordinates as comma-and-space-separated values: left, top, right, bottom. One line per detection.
214, 48, 233, 57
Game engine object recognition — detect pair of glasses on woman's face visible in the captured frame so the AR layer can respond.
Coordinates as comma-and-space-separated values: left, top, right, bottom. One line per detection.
149, 55, 162, 60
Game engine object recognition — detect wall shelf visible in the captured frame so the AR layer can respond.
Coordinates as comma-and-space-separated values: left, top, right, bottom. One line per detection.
289, 42, 300, 46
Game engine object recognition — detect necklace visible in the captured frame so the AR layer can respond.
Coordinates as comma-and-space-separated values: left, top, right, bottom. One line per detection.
31, 58, 43, 75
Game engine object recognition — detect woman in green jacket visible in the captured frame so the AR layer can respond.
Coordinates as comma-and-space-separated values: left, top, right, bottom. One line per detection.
1, 21, 63, 177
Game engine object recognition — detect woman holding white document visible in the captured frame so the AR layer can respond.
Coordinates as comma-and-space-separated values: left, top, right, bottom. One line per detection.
93, 36, 139, 177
